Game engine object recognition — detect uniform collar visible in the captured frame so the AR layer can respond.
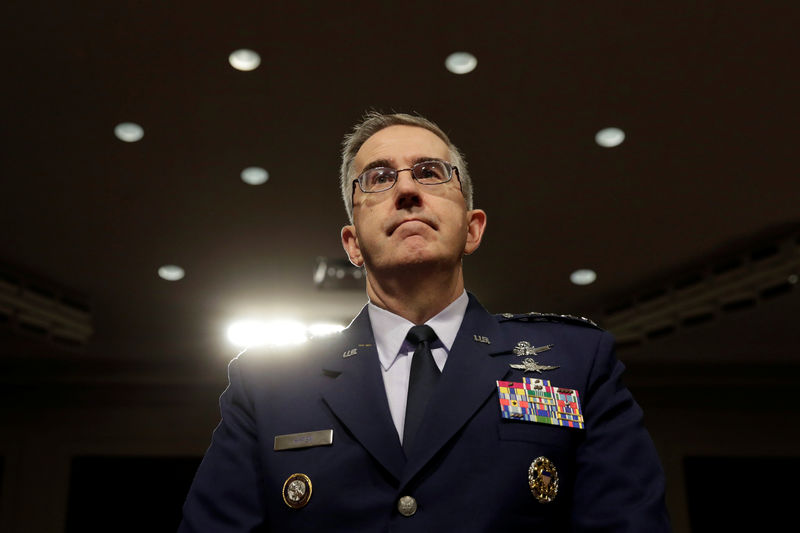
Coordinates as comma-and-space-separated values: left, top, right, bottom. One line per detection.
368, 290, 469, 371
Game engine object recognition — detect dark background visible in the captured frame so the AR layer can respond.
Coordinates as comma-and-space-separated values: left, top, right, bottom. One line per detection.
1, 2, 798, 531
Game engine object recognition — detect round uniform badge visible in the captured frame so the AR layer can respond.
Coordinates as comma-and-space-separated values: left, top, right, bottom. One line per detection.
282, 473, 312, 509
528, 456, 558, 503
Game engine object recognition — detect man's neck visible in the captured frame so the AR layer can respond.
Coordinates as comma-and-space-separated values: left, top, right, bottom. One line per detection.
365, 266, 465, 325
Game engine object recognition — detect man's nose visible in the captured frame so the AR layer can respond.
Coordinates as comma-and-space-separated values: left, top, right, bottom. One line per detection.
393, 169, 423, 209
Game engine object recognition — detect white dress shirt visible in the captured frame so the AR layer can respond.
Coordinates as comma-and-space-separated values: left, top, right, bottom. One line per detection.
367, 291, 469, 443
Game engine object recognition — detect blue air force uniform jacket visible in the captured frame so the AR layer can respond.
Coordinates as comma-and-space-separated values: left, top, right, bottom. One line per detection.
180, 294, 669, 531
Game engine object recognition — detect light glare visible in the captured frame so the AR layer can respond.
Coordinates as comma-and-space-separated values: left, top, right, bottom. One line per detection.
445, 52, 477, 74
227, 319, 308, 348
308, 323, 345, 337
114, 122, 144, 142
595, 127, 625, 148
229, 49, 261, 71
241, 167, 269, 185
158, 265, 185, 281
570, 269, 597, 286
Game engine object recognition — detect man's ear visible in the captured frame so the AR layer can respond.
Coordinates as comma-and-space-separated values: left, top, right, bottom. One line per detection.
464, 209, 487, 255
341, 225, 364, 267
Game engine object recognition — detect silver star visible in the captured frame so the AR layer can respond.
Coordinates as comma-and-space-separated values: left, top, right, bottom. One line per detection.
509, 358, 560, 373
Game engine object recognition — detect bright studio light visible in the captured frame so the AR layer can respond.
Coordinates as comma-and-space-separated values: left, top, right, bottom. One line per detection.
595, 127, 626, 148
445, 52, 477, 74
228, 49, 261, 71
226, 319, 346, 348
227, 319, 308, 348
114, 122, 144, 142
308, 323, 345, 338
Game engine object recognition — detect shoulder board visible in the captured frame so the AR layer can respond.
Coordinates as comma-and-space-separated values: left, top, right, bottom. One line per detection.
495, 311, 601, 330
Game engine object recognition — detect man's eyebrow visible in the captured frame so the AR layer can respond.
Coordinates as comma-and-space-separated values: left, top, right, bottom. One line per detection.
411, 156, 446, 166
361, 156, 446, 173
361, 159, 394, 172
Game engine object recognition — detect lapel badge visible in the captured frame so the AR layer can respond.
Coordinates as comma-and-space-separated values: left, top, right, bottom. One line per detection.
473, 334, 491, 344
529, 456, 558, 503
513, 341, 554, 356
509, 358, 559, 374
342, 348, 357, 358
282, 473, 312, 509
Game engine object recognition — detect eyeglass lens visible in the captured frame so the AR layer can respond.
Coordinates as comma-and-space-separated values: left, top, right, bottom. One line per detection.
360, 161, 451, 193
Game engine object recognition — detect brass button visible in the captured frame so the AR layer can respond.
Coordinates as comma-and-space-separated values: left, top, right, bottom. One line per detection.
397, 495, 417, 517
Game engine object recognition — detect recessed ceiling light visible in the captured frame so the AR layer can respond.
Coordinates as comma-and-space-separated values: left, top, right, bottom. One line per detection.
241, 166, 269, 185
570, 269, 597, 286
114, 122, 144, 142
595, 127, 625, 148
445, 52, 477, 74
228, 49, 261, 71
158, 264, 185, 281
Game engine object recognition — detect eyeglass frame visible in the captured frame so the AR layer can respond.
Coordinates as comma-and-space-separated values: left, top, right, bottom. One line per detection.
351, 159, 462, 196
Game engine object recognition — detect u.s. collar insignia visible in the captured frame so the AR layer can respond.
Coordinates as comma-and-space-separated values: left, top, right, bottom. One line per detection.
513, 341, 554, 356
282, 473, 312, 509
529, 456, 558, 503
473, 334, 490, 344
342, 348, 357, 358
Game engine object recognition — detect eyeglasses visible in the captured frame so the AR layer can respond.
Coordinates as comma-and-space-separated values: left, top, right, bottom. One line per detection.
352, 160, 460, 194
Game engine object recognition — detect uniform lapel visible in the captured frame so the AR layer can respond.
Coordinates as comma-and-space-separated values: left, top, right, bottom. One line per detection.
320, 307, 406, 482
400, 294, 511, 486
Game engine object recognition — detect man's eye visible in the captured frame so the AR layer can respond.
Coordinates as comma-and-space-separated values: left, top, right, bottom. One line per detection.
366, 169, 395, 188
417, 163, 446, 181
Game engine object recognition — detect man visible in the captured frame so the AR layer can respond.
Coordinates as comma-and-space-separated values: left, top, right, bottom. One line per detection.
180, 112, 670, 531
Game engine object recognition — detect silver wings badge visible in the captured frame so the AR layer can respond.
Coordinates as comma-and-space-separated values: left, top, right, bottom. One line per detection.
509, 358, 560, 374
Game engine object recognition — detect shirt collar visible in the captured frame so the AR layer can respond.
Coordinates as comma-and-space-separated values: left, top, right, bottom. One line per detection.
368, 291, 469, 371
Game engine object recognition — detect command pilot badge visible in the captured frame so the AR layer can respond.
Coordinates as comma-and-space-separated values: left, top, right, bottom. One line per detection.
528, 456, 558, 503
509, 358, 559, 374
282, 473, 312, 509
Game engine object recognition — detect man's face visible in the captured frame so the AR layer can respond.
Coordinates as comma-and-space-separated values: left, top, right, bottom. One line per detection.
341, 125, 485, 275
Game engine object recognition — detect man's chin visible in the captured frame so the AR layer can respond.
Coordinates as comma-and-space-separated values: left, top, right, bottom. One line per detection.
368, 253, 455, 275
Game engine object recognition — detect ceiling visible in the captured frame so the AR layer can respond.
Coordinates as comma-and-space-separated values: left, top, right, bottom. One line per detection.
1, 2, 798, 377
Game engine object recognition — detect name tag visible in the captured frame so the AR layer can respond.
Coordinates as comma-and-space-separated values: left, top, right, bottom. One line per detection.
274, 429, 334, 451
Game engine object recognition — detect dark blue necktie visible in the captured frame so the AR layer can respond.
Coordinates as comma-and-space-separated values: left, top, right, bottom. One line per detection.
403, 325, 440, 453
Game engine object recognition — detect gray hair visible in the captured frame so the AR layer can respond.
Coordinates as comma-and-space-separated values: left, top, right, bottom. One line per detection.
340, 111, 473, 223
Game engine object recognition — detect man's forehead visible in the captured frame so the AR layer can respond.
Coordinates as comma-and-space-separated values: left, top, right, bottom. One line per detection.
354, 125, 450, 170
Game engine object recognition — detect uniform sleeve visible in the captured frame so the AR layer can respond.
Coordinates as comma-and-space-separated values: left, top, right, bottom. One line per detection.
179, 357, 268, 532
571, 331, 671, 531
